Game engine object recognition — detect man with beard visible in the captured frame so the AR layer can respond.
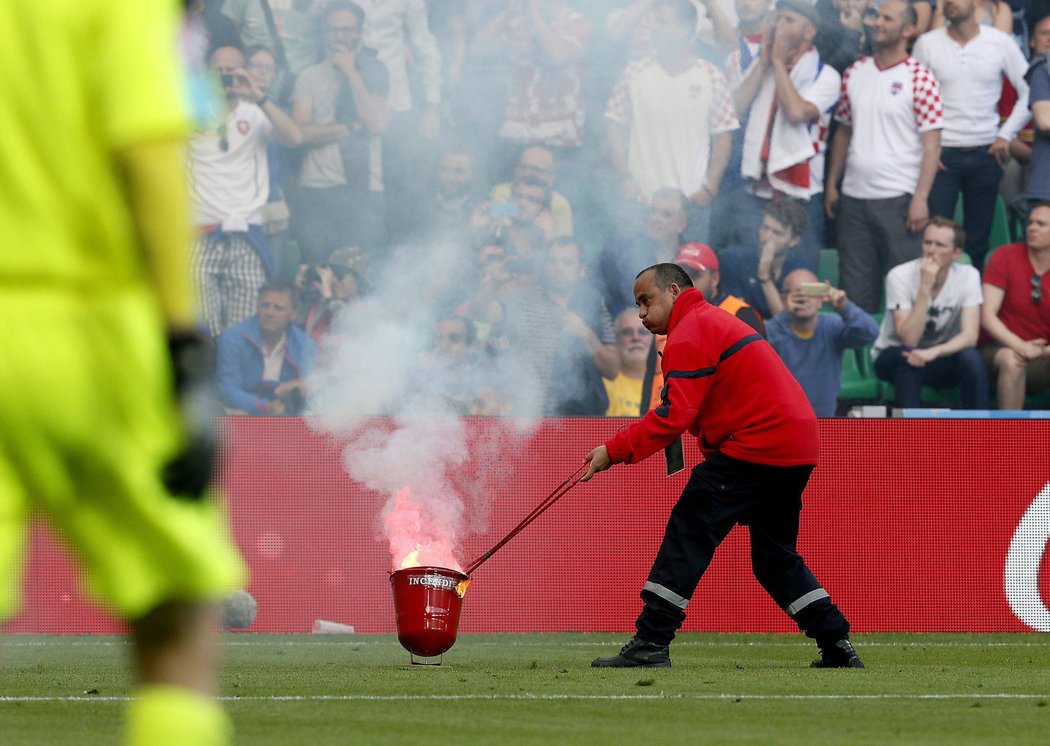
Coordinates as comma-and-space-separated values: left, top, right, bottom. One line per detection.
980, 202, 1050, 408
595, 188, 692, 316
405, 142, 478, 248
913, 0, 1030, 270
731, 0, 841, 271
825, 0, 944, 314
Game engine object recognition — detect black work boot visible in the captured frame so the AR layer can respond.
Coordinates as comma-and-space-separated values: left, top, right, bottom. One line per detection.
811, 638, 864, 669
591, 637, 671, 668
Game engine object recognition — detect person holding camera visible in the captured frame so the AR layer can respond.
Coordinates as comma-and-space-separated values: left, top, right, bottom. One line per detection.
297, 246, 369, 345
188, 44, 303, 338
766, 268, 879, 415
471, 175, 556, 243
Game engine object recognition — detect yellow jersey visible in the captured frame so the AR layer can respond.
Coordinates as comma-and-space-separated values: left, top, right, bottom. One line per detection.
0, 0, 189, 288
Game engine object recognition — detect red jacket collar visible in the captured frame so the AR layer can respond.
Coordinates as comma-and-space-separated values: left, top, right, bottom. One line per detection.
667, 287, 705, 335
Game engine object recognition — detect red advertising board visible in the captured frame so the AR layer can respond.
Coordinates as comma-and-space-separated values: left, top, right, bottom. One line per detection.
7, 418, 1050, 634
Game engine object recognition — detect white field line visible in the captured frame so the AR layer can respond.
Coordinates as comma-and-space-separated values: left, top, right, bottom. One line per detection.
3, 638, 1049, 649
2, 693, 1049, 704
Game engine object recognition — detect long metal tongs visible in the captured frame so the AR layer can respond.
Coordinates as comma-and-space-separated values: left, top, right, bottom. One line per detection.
464, 463, 587, 574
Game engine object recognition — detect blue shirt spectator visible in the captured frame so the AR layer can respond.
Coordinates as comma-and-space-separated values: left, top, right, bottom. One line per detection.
1025, 50, 1050, 202
766, 269, 879, 416
217, 281, 316, 415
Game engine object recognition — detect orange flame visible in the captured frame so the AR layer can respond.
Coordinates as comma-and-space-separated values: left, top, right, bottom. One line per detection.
400, 548, 421, 570
384, 487, 463, 572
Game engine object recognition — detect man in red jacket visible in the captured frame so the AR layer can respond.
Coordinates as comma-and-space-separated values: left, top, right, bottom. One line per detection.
583, 263, 862, 669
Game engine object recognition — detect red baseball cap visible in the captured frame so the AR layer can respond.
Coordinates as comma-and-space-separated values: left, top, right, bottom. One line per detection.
674, 243, 719, 273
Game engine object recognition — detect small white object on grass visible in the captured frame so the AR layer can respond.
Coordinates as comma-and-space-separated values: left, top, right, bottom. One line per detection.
312, 619, 355, 634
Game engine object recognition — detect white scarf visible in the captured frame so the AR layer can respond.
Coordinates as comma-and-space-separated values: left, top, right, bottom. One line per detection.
741, 47, 824, 199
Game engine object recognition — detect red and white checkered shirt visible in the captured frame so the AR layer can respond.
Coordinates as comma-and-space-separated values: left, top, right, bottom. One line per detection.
834, 56, 943, 200
606, 56, 739, 200
499, 6, 591, 148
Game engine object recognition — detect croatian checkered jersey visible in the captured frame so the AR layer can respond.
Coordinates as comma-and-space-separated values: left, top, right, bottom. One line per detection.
834, 56, 943, 200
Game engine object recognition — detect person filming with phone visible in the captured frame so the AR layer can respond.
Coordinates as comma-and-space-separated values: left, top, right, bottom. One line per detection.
471, 175, 556, 241
766, 269, 879, 415
189, 44, 304, 338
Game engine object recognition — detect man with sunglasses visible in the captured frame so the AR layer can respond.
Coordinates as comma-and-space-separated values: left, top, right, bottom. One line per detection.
980, 203, 1050, 408
871, 216, 989, 408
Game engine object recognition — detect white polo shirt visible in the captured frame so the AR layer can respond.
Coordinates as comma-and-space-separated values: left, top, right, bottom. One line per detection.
835, 56, 944, 199
912, 25, 1030, 147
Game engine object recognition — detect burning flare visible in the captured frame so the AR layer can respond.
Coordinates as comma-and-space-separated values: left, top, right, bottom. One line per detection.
384, 487, 463, 572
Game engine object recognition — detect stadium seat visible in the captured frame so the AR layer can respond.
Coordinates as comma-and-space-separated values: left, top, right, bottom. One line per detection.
1024, 389, 1050, 410
953, 194, 1012, 258
839, 345, 880, 402
879, 381, 963, 408
819, 248, 839, 287
990, 197, 1012, 251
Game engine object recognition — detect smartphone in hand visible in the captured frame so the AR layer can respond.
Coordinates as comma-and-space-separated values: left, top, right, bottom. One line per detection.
800, 281, 830, 297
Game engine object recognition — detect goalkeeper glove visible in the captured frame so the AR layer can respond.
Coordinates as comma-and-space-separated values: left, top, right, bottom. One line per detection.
162, 330, 220, 500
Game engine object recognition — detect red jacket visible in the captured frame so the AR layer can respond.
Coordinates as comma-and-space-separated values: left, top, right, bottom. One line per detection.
606, 288, 818, 467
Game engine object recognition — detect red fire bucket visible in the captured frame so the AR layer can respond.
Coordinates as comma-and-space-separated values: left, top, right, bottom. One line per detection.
389, 566, 470, 663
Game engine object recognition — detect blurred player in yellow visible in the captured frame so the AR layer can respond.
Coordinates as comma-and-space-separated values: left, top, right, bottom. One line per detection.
0, 2, 246, 744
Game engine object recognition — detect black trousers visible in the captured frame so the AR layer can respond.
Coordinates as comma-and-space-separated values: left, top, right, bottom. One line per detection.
636, 452, 850, 646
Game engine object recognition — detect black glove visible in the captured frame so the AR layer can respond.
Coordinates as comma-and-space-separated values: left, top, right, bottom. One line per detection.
162, 331, 220, 500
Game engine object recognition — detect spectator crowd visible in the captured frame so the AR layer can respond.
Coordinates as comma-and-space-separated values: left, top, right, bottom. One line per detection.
182, 0, 1050, 416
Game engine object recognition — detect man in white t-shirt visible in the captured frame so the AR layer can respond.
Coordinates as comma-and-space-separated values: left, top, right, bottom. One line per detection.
825, 0, 943, 313
605, 0, 739, 244
291, 1, 391, 265
189, 45, 303, 338
730, 0, 841, 271
871, 217, 989, 408
912, 0, 1030, 270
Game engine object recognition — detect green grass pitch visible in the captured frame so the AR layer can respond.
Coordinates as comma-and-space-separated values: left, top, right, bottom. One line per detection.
3, 633, 1049, 744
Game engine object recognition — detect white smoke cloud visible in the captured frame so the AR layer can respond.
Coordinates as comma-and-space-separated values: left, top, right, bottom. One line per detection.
307, 238, 544, 571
